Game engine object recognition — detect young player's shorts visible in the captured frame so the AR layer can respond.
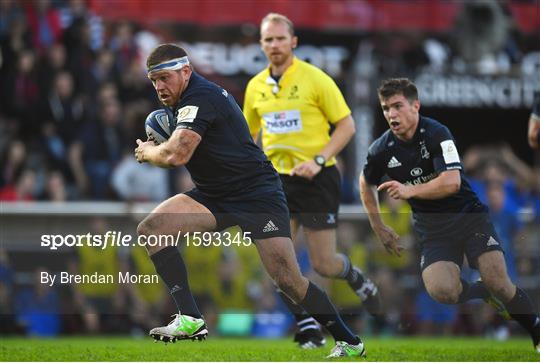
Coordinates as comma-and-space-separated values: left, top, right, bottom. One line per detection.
279, 165, 341, 230
184, 187, 291, 240
417, 205, 504, 271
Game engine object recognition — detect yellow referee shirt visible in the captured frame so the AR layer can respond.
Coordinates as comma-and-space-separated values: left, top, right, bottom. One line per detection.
243, 57, 351, 175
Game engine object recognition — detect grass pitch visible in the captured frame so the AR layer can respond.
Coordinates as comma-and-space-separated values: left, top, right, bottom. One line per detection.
0, 336, 538, 361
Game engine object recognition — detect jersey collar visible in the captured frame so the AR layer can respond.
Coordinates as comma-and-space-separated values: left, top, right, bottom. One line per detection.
392, 116, 424, 146
265, 56, 299, 86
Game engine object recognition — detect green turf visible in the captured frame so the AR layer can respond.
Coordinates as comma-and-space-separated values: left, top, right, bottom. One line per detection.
0, 336, 538, 361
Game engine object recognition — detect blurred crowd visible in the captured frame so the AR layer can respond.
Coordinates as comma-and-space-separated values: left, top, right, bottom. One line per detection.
0, 0, 181, 202
1, 0, 539, 341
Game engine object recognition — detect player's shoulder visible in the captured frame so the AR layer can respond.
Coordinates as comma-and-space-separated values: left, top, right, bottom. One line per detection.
368, 129, 394, 157
187, 72, 221, 94
421, 116, 452, 136
181, 73, 225, 104
296, 58, 331, 80
246, 67, 270, 89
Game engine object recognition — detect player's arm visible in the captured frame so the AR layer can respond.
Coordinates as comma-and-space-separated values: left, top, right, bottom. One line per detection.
359, 173, 402, 256
378, 169, 461, 200
135, 128, 201, 168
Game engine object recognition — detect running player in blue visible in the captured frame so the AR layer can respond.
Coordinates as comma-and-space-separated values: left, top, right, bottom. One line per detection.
360, 78, 540, 353
134, 44, 365, 358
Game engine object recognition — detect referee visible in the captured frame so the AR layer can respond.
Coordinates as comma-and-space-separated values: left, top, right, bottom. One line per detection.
243, 13, 382, 349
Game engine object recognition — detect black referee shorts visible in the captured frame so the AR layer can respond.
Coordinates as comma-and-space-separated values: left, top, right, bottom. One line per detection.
279, 165, 341, 230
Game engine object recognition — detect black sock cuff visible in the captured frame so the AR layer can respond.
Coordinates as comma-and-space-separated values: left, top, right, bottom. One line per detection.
337, 253, 352, 279
150, 246, 180, 268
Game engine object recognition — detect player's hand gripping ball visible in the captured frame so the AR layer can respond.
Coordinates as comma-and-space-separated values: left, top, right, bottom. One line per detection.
145, 109, 173, 145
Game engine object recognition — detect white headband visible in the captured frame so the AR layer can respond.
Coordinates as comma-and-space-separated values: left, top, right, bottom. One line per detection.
147, 56, 190, 74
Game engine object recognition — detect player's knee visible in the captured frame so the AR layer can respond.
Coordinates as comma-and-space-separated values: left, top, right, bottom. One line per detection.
137, 217, 161, 252
427, 285, 460, 304
136, 219, 150, 237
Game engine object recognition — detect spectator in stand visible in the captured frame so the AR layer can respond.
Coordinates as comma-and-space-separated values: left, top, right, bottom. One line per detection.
58, 0, 104, 51
88, 49, 119, 98
63, 16, 95, 94
118, 58, 154, 103
0, 0, 24, 40
1, 140, 27, 188
43, 71, 86, 141
0, 9, 32, 117
0, 168, 36, 201
40, 170, 69, 201
109, 21, 139, 72
111, 149, 170, 202
36, 42, 67, 96
0, 248, 16, 334
14, 268, 61, 337
68, 217, 126, 333
23, 0, 62, 55
464, 145, 533, 210
3, 50, 40, 141
71, 99, 124, 199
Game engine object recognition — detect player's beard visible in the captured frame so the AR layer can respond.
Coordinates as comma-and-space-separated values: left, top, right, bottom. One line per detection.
269, 51, 292, 68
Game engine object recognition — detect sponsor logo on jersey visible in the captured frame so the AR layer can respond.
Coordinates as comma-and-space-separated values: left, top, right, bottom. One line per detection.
410, 167, 423, 177
387, 156, 402, 168
420, 141, 430, 159
405, 171, 438, 186
177, 105, 199, 123
288, 85, 299, 99
441, 139, 460, 164
263, 110, 302, 134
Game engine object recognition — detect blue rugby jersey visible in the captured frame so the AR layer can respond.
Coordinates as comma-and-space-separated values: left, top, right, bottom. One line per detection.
363, 116, 486, 235
171, 72, 279, 198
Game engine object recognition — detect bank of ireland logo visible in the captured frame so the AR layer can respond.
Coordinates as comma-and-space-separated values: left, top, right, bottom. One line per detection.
410, 167, 423, 177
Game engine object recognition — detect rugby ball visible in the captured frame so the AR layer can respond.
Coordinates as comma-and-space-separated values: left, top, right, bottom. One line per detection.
145, 109, 173, 145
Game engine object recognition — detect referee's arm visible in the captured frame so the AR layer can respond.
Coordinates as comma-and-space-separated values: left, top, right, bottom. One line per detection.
317, 114, 355, 161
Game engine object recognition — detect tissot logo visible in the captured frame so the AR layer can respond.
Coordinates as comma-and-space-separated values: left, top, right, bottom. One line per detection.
410, 167, 423, 177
